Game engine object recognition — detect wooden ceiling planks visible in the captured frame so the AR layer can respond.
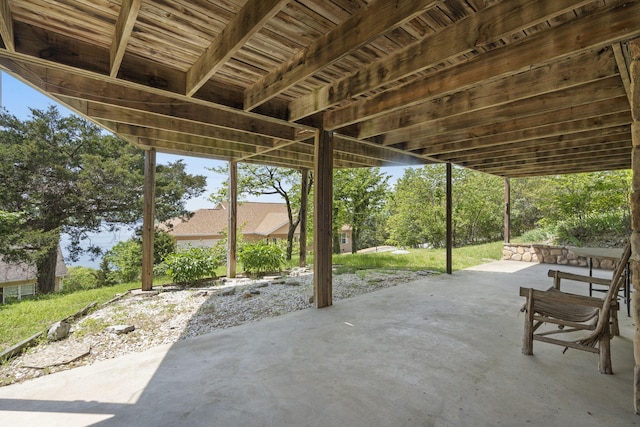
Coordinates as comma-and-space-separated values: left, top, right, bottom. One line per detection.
0, 0, 638, 177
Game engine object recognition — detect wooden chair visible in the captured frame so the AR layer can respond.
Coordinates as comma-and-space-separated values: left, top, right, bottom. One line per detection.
519, 244, 631, 374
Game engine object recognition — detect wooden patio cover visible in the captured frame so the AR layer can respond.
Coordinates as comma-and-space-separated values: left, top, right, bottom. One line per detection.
0, 0, 637, 177
2, 0, 640, 413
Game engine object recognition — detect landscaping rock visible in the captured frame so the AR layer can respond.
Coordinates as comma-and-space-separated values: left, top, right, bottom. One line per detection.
253, 281, 269, 288
285, 280, 301, 286
220, 287, 236, 296
242, 290, 253, 299
47, 321, 71, 342
106, 325, 135, 335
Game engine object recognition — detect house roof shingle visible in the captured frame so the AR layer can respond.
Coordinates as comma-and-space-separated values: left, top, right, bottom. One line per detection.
168, 202, 294, 237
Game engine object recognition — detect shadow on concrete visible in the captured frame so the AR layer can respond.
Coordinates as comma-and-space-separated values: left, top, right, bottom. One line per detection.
0, 261, 637, 426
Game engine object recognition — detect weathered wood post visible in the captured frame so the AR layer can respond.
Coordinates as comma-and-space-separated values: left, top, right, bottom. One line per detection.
141, 148, 156, 292
227, 160, 237, 279
300, 168, 309, 268
629, 39, 640, 413
314, 130, 333, 308
504, 178, 511, 244
446, 162, 452, 274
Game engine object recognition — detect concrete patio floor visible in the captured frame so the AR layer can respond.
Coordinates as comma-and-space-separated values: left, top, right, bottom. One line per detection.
0, 260, 638, 426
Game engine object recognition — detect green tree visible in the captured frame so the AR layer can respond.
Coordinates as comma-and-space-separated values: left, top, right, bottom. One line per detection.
333, 168, 390, 253
386, 166, 447, 248
209, 164, 312, 260
0, 107, 206, 294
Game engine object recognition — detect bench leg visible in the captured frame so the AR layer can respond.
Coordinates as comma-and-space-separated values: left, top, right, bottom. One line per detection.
522, 290, 534, 355
599, 328, 613, 374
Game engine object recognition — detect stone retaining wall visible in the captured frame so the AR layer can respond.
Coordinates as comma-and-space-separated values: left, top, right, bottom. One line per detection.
502, 244, 617, 270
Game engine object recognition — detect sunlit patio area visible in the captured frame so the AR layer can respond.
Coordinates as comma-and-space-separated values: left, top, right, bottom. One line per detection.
0, 260, 636, 426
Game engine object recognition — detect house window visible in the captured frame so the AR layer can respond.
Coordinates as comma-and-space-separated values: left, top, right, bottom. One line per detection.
1, 284, 36, 304
340, 233, 348, 245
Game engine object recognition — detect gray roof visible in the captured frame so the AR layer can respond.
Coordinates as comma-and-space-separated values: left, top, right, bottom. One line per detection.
0, 247, 68, 285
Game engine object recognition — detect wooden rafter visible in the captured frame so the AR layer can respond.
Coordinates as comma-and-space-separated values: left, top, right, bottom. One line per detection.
356, 50, 618, 140
324, 0, 640, 131
406, 98, 631, 152
0, 0, 14, 52
290, 0, 594, 122
244, 0, 441, 110
1, 0, 638, 177
379, 76, 626, 146
186, 0, 288, 97
110, 0, 141, 78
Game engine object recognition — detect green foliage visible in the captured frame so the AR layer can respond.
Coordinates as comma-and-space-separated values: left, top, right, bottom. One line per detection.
0, 106, 206, 294
61, 266, 98, 292
105, 240, 142, 283
165, 246, 222, 286
238, 242, 285, 276
333, 168, 390, 253
94, 256, 117, 287
379, 166, 500, 249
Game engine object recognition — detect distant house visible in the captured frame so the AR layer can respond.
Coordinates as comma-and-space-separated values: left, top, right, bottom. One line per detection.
0, 247, 68, 303
165, 202, 353, 253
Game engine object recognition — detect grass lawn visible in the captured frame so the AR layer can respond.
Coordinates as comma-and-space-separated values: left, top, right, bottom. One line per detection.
1, 241, 503, 354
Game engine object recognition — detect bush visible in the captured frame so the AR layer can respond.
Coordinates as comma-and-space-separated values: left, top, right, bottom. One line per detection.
104, 240, 142, 283
63, 266, 98, 292
239, 242, 285, 277
165, 246, 222, 286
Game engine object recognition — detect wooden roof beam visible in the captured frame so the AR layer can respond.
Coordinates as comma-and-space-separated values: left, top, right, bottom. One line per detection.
380, 76, 626, 145
3, 60, 301, 141
325, 0, 640, 131
478, 153, 630, 175
0, 0, 14, 52
415, 111, 632, 157
497, 161, 631, 178
290, 0, 593, 121
110, 0, 141, 78
106, 124, 261, 155
454, 140, 631, 168
185, 0, 288, 97
356, 49, 617, 139
58, 96, 282, 149
244, 0, 441, 110
438, 130, 631, 163
404, 97, 631, 152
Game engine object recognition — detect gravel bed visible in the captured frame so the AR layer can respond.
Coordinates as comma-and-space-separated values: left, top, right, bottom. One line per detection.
0, 269, 431, 387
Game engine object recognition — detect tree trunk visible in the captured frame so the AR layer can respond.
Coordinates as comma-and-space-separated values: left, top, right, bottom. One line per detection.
286, 221, 298, 261
351, 227, 358, 254
36, 244, 59, 294
332, 227, 341, 254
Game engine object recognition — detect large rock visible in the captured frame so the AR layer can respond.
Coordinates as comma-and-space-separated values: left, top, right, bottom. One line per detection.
47, 320, 71, 341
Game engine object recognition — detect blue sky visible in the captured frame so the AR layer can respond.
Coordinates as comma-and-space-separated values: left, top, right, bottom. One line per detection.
1, 71, 412, 266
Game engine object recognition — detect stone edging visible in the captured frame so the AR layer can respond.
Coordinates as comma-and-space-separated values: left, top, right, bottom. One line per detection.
502, 244, 618, 270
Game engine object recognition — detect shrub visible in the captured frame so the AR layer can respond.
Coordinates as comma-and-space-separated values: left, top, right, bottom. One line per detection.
239, 242, 285, 277
62, 266, 99, 292
104, 240, 142, 283
165, 246, 222, 286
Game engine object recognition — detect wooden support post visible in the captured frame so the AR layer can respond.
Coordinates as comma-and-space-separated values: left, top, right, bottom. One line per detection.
299, 168, 309, 268
504, 178, 511, 244
446, 162, 453, 275
629, 38, 640, 414
314, 130, 333, 308
141, 148, 156, 291
227, 160, 237, 279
